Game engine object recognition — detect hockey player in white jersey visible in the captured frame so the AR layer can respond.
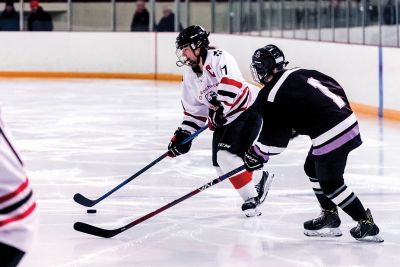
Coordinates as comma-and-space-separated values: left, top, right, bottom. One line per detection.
167, 25, 273, 217
0, 109, 37, 266
244, 44, 383, 242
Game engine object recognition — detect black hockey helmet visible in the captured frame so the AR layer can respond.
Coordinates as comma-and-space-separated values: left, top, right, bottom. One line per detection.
250, 44, 288, 84
175, 25, 210, 67
175, 25, 210, 50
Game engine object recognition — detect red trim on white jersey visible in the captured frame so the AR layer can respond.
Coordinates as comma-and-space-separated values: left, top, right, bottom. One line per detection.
0, 177, 29, 204
220, 77, 243, 89
222, 87, 249, 107
0, 202, 36, 227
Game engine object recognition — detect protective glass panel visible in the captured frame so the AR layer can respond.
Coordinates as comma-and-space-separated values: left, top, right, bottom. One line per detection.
333, 0, 349, 43
381, 0, 398, 46
229, 0, 242, 33
71, 0, 112, 31
282, 0, 295, 38
214, 1, 229, 32
319, 0, 334, 41
349, 0, 364, 44
178, 0, 189, 30
189, 0, 211, 32
115, 0, 137, 32
294, 0, 306, 39
260, 0, 272, 36
271, 0, 283, 37
364, 0, 380, 45
305, 0, 319, 40
241, 0, 258, 34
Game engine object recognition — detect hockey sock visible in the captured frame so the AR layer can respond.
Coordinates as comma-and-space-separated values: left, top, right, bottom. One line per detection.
323, 182, 367, 221
217, 150, 258, 201
341, 197, 368, 221
229, 171, 257, 200
309, 177, 336, 210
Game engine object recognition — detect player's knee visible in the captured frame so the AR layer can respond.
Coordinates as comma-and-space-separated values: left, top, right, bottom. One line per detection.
216, 150, 242, 171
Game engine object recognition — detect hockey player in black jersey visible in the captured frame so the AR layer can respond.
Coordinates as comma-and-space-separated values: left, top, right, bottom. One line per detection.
244, 44, 383, 242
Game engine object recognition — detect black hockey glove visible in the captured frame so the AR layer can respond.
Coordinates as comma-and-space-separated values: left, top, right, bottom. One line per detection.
207, 96, 227, 130
168, 127, 192, 157
244, 145, 269, 172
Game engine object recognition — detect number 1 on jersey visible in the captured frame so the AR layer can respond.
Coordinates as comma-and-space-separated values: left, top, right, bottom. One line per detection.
221, 65, 228, 75
307, 77, 345, 109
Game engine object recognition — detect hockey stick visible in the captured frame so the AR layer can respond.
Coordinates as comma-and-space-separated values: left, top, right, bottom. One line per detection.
74, 165, 246, 238
73, 125, 208, 207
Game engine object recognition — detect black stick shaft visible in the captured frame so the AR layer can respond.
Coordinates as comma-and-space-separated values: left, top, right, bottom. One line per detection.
74, 165, 245, 238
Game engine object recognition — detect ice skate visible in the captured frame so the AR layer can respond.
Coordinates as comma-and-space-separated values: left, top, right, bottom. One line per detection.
241, 197, 261, 217
350, 209, 384, 243
304, 207, 342, 237
255, 171, 274, 204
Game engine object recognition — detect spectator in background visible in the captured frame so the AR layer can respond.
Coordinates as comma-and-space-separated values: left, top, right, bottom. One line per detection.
383, 0, 396, 25
130, 0, 149, 32
0, 0, 19, 31
156, 5, 182, 32
27, 0, 53, 31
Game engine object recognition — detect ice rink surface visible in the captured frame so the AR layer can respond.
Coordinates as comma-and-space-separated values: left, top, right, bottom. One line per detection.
0, 79, 399, 267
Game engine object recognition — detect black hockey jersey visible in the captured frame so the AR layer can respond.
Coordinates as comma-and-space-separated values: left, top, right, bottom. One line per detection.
254, 68, 362, 158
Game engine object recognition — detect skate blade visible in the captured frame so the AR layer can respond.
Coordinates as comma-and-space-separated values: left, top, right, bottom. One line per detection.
244, 209, 262, 218
356, 235, 384, 243
304, 227, 343, 237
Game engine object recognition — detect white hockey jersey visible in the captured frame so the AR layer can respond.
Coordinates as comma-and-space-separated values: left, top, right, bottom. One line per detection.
0, 110, 36, 250
180, 49, 259, 133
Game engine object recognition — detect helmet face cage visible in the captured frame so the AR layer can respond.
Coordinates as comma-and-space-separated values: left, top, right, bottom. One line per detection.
250, 44, 287, 84
175, 43, 197, 67
175, 25, 210, 67
250, 62, 264, 84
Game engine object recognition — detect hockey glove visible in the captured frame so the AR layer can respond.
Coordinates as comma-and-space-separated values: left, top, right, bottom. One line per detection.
168, 127, 192, 157
244, 145, 269, 172
208, 96, 227, 130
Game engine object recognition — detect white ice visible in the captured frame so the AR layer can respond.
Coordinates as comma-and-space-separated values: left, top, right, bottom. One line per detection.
0, 79, 399, 267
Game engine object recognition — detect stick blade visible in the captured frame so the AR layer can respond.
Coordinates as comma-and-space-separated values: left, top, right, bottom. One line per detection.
73, 222, 118, 238
73, 193, 95, 207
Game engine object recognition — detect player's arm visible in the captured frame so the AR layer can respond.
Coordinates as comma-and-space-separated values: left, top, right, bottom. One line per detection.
244, 103, 292, 171
208, 52, 250, 128
168, 79, 208, 157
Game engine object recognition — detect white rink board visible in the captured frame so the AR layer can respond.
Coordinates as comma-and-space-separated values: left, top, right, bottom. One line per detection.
0, 32, 398, 110
0, 32, 155, 73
